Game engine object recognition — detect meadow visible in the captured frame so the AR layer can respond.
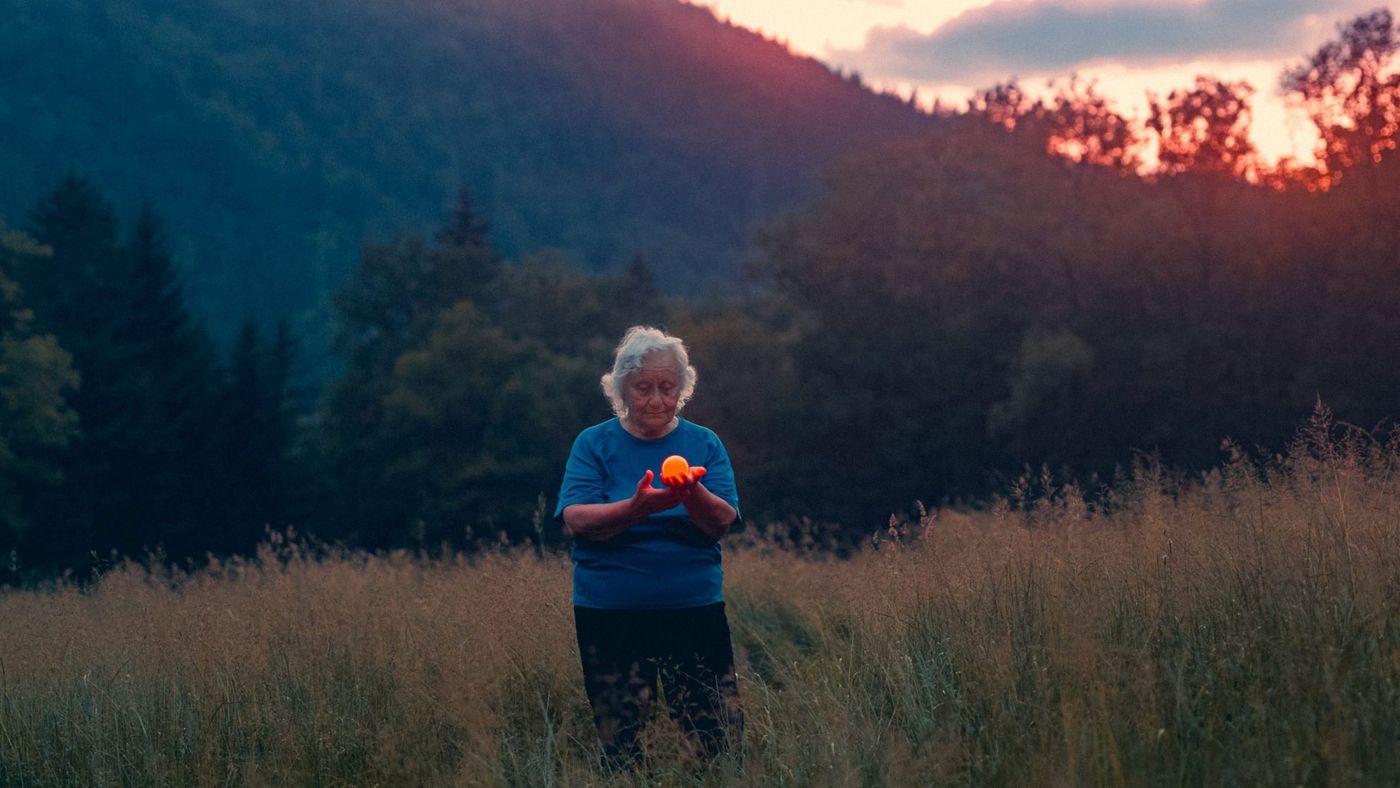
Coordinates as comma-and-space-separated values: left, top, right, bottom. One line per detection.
2, 408, 1398, 787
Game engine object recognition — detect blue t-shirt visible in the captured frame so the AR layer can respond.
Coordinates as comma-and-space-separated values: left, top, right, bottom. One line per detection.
554, 417, 741, 609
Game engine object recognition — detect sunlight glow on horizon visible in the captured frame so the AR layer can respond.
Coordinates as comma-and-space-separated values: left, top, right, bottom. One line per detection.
696, 0, 1325, 165
699, 0, 995, 54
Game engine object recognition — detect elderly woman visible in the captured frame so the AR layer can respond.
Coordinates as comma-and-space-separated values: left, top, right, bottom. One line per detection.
555, 325, 743, 766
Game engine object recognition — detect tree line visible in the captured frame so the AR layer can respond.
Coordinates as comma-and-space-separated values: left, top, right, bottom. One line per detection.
1, 10, 1396, 579
1, 179, 303, 576
0, 0, 929, 343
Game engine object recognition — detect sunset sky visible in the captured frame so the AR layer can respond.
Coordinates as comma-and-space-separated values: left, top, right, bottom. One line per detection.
697, 0, 1388, 164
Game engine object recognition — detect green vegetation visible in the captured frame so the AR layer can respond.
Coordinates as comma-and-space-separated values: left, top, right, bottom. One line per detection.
738, 113, 1400, 525
0, 178, 305, 574
1, 9, 1398, 574
0, 0, 930, 336
2, 7, 1397, 783
1, 409, 1396, 785
0, 223, 78, 543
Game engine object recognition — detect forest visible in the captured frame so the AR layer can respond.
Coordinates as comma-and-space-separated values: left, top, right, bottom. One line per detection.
0, 0, 929, 346
1, 8, 1398, 579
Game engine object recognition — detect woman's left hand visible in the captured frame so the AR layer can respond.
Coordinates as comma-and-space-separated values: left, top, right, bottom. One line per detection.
661, 465, 706, 490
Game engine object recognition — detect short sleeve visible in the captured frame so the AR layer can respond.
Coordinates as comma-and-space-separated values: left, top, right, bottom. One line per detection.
700, 431, 742, 522
554, 430, 608, 519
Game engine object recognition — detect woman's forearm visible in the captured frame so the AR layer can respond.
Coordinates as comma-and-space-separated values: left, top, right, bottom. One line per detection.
684, 484, 738, 539
562, 500, 646, 541
564, 485, 735, 541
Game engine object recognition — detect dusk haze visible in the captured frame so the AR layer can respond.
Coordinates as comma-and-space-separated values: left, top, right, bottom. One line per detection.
1, 0, 1398, 783
704, 0, 1388, 163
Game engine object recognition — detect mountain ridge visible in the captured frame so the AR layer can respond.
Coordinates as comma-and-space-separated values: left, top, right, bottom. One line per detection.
1, 0, 933, 339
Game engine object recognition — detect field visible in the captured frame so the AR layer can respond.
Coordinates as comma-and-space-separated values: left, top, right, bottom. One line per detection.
2, 411, 1398, 787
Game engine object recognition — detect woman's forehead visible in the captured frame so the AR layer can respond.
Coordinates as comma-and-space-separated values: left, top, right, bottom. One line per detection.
632, 354, 680, 378
640, 351, 679, 371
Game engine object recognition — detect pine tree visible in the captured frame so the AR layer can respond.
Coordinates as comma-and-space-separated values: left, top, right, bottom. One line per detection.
20, 180, 218, 567
22, 174, 118, 360
210, 319, 303, 553
436, 188, 494, 252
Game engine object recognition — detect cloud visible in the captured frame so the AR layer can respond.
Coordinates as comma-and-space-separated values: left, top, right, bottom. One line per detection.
830, 0, 1374, 86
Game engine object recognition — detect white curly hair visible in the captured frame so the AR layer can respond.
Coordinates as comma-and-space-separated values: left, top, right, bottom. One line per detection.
600, 325, 698, 418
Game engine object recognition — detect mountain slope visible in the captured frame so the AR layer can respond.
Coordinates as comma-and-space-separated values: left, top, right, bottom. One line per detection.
1, 0, 932, 336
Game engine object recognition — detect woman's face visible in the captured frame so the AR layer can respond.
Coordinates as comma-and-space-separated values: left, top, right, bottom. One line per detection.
623, 352, 682, 437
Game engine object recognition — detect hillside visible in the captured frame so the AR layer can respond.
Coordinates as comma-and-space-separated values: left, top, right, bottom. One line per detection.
0, 0, 932, 337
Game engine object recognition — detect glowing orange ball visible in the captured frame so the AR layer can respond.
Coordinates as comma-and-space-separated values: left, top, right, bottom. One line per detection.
662, 455, 690, 480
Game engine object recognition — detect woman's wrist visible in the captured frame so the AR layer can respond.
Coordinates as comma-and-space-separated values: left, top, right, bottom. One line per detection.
683, 483, 737, 536
625, 496, 652, 525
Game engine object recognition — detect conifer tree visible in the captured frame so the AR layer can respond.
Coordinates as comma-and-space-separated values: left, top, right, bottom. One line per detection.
21, 179, 217, 566
21, 174, 118, 359
211, 319, 302, 553
610, 252, 666, 329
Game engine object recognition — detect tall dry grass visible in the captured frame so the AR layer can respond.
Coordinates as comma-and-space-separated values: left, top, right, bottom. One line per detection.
2, 406, 1398, 786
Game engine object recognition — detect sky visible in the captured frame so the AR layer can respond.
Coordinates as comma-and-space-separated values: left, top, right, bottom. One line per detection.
697, 0, 1388, 164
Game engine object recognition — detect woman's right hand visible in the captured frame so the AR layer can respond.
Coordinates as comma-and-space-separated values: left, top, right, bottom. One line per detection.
562, 470, 693, 541
628, 470, 689, 519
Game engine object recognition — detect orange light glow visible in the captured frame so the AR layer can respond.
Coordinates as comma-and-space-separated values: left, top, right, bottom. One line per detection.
696, 0, 1325, 168
662, 455, 690, 479
697, 0, 989, 54
660, 455, 706, 488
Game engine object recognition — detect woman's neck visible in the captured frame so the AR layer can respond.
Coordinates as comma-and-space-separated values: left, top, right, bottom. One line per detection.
621, 415, 678, 440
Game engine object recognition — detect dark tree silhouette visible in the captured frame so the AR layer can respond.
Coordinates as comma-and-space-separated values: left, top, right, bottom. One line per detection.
1282, 8, 1399, 182
1148, 76, 1259, 179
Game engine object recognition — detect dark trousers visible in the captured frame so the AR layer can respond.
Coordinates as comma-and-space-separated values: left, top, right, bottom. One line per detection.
574, 602, 743, 766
